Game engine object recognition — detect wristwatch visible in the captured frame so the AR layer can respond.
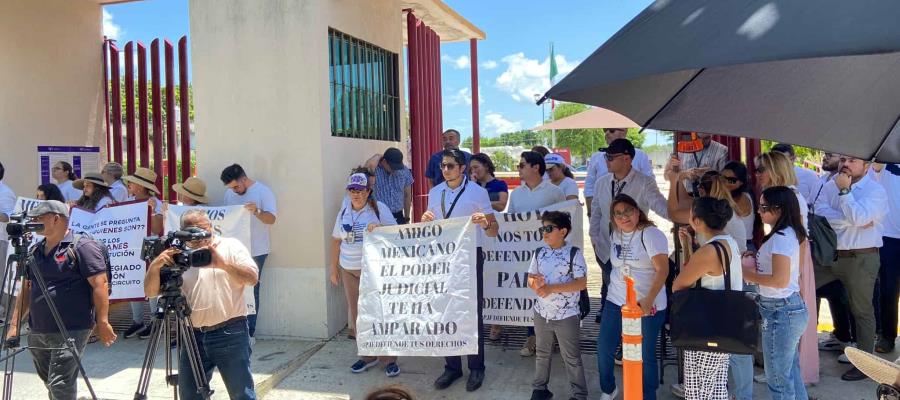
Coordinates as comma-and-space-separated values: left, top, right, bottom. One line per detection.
838, 187, 851, 196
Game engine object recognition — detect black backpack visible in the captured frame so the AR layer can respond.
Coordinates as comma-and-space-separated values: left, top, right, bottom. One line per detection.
534, 246, 590, 319
808, 184, 838, 267
56, 233, 113, 296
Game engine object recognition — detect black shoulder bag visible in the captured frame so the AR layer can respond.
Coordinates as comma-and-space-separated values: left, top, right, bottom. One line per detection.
670, 240, 759, 354
534, 247, 591, 319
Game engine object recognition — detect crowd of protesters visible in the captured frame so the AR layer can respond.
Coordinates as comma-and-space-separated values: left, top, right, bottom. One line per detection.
0, 125, 897, 400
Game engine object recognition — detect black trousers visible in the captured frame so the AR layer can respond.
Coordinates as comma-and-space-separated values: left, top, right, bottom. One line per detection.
445, 248, 485, 373
878, 236, 900, 341
392, 211, 409, 225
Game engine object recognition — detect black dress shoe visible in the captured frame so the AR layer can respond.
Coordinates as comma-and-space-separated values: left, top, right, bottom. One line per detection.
876, 337, 895, 353
841, 367, 866, 381
466, 369, 485, 392
434, 369, 463, 390
529, 389, 553, 400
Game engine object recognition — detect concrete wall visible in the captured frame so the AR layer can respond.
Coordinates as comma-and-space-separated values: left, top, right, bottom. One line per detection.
0, 0, 106, 197
190, 0, 406, 339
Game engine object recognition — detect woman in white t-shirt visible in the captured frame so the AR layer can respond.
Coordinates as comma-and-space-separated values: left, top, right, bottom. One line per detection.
673, 197, 743, 400
545, 153, 579, 202
596, 194, 669, 400
742, 186, 809, 400
328, 169, 398, 377
52, 161, 82, 203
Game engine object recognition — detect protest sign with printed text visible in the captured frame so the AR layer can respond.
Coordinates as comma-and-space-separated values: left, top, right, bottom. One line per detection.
357, 217, 478, 357
482, 199, 583, 326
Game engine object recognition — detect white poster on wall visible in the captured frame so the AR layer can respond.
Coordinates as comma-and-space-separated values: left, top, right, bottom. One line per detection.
482, 200, 583, 326
357, 217, 479, 357
37, 146, 101, 184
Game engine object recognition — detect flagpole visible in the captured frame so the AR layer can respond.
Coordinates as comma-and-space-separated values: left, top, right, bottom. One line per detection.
549, 42, 556, 149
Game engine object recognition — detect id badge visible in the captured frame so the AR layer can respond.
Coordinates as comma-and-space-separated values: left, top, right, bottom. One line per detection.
344, 230, 356, 244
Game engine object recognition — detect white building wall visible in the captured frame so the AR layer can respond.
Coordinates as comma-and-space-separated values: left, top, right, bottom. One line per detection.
0, 0, 106, 197
190, 0, 406, 339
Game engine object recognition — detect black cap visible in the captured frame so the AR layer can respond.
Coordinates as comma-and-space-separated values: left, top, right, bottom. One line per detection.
382, 148, 405, 170
601, 138, 636, 158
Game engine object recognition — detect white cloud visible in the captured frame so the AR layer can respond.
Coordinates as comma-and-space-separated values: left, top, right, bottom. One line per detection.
102, 9, 122, 39
441, 54, 470, 69
449, 87, 484, 106
482, 60, 498, 70
484, 113, 522, 134
495, 52, 578, 102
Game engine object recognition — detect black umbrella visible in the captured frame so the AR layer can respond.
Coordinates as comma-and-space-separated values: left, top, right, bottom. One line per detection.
539, 0, 900, 163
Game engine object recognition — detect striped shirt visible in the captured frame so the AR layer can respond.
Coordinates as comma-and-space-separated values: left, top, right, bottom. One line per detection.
373, 165, 413, 213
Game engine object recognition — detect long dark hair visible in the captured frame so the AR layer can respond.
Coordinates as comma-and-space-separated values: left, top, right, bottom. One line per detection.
58, 161, 77, 181
722, 161, 750, 198
37, 184, 65, 202
76, 183, 116, 210
761, 186, 808, 245
610, 194, 655, 230
349, 166, 380, 220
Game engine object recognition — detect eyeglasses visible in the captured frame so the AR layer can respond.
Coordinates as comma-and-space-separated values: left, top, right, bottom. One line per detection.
603, 128, 625, 134
724, 177, 740, 184
612, 208, 636, 219
538, 225, 560, 234
758, 204, 780, 213
517, 163, 531, 170
440, 163, 459, 170
348, 189, 367, 195
754, 166, 767, 174
51, 167, 62, 171
604, 153, 625, 162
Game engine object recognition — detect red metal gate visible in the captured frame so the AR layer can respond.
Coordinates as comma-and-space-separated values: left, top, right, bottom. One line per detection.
103, 36, 192, 203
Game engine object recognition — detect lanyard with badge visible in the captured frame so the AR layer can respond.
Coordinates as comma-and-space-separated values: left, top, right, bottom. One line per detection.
441, 180, 468, 219
340, 206, 364, 244
608, 180, 628, 234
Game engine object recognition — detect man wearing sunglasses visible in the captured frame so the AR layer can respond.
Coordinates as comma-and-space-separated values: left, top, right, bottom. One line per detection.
584, 128, 653, 217
588, 139, 669, 320
675, 133, 729, 194
814, 155, 888, 381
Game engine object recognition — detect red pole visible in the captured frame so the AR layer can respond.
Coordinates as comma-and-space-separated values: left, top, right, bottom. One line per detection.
406, 11, 424, 221
102, 38, 111, 162
178, 37, 192, 181
164, 40, 177, 202
469, 38, 479, 154
435, 30, 443, 141
138, 42, 149, 169
124, 42, 136, 174
151, 40, 164, 194
109, 43, 123, 165
424, 28, 433, 158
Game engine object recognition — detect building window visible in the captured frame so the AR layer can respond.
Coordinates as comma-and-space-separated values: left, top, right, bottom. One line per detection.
329, 28, 400, 141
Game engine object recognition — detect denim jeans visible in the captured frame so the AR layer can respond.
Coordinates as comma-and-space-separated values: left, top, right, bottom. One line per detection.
179, 318, 256, 400
28, 329, 91, 400
248, 254, 267, 337
596, 301, 666, 399
759, 293, 808, 400
729, 284, 757, 400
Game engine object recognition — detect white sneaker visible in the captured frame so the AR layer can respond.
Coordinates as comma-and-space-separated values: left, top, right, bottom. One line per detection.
599, 387, 619, 400
519, 336, 536, 357
754, 373, 768, 383
249, 337, 256, 346
837, 343, 857, 364
818, 333, 849, 351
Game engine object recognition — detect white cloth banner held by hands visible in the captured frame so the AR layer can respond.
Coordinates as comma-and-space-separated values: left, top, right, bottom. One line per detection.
358, 217, 478, 357
482, 199, 583, 326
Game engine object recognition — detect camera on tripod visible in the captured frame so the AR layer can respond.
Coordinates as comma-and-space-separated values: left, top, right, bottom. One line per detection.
5, 213, 44, 238
140, 227, 213, 271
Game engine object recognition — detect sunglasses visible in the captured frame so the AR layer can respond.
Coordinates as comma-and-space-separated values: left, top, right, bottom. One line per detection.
612, 208, 636, 219
440, 163, 459, 170
348, 188, 367, 194
758, 204, 780, 213
604, 153, 625, 162
754, 166, 767, 174
538, 225, 561, 234
724, 176, 740, 184
517, 162, 532, 170
603, 128, 625, 134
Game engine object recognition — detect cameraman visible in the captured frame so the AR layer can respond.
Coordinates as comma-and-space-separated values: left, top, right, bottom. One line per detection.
5, 200, 116, 400
145, 209, 259, 400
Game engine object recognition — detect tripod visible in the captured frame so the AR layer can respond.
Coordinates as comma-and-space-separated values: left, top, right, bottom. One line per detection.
0, 233, 97, 400
133, 270, 212, 400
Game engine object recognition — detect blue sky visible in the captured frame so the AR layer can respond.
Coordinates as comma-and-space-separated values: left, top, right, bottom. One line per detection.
103, 0, 666, 145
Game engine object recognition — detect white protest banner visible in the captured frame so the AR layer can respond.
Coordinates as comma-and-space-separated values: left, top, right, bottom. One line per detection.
69, 201, 149, 301
482, 199, 583, 326
164, 204, 256, 314
2, 197, 46, 295
357, 217, 478, 357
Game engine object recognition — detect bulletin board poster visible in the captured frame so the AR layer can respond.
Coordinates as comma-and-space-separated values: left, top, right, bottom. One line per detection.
37, 146, 101, 184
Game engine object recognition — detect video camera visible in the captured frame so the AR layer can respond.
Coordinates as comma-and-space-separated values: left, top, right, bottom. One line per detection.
4, 213, 44, 238
140, 227, 213, 271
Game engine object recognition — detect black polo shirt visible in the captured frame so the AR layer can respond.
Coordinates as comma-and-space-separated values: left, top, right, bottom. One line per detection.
28, 232, 107, 334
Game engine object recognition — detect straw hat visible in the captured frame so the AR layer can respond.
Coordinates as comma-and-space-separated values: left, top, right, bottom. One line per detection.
172, 177, 209, 204
123, 167, 159, 195
73, 172, 110, 190
844, 347, 900, 385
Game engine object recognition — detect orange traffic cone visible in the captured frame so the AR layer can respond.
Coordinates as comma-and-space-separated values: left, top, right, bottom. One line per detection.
621, 276, 643, 400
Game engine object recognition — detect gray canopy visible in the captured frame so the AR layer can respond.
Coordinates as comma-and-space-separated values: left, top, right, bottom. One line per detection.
541, 0, 900, 162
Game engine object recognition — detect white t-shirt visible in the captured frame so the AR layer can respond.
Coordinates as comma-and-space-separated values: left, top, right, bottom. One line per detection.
608, 227, 669, 311
725, 215, 748, 253
224, 181, 278, 257
426, 179, 492, 246
94, 196, 115, 211
0, 182, 15, 218
57, 180, 82, 203
527, 244, 587, 320
507, 180, 566, 213
756, 227, 801, 299
699, 234, 744, 291
110, 180, 129, 203
331, 201, 396, 270
553, 177, 580, 199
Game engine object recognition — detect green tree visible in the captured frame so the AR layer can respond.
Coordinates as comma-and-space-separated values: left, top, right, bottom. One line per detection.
490, 151, 518, 172
545, 103, 601, 165
761, 140, 821, 164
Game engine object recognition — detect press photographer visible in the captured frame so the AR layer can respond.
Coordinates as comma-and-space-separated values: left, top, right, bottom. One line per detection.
144, 209, 259, 400
5, 200, 115, 400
